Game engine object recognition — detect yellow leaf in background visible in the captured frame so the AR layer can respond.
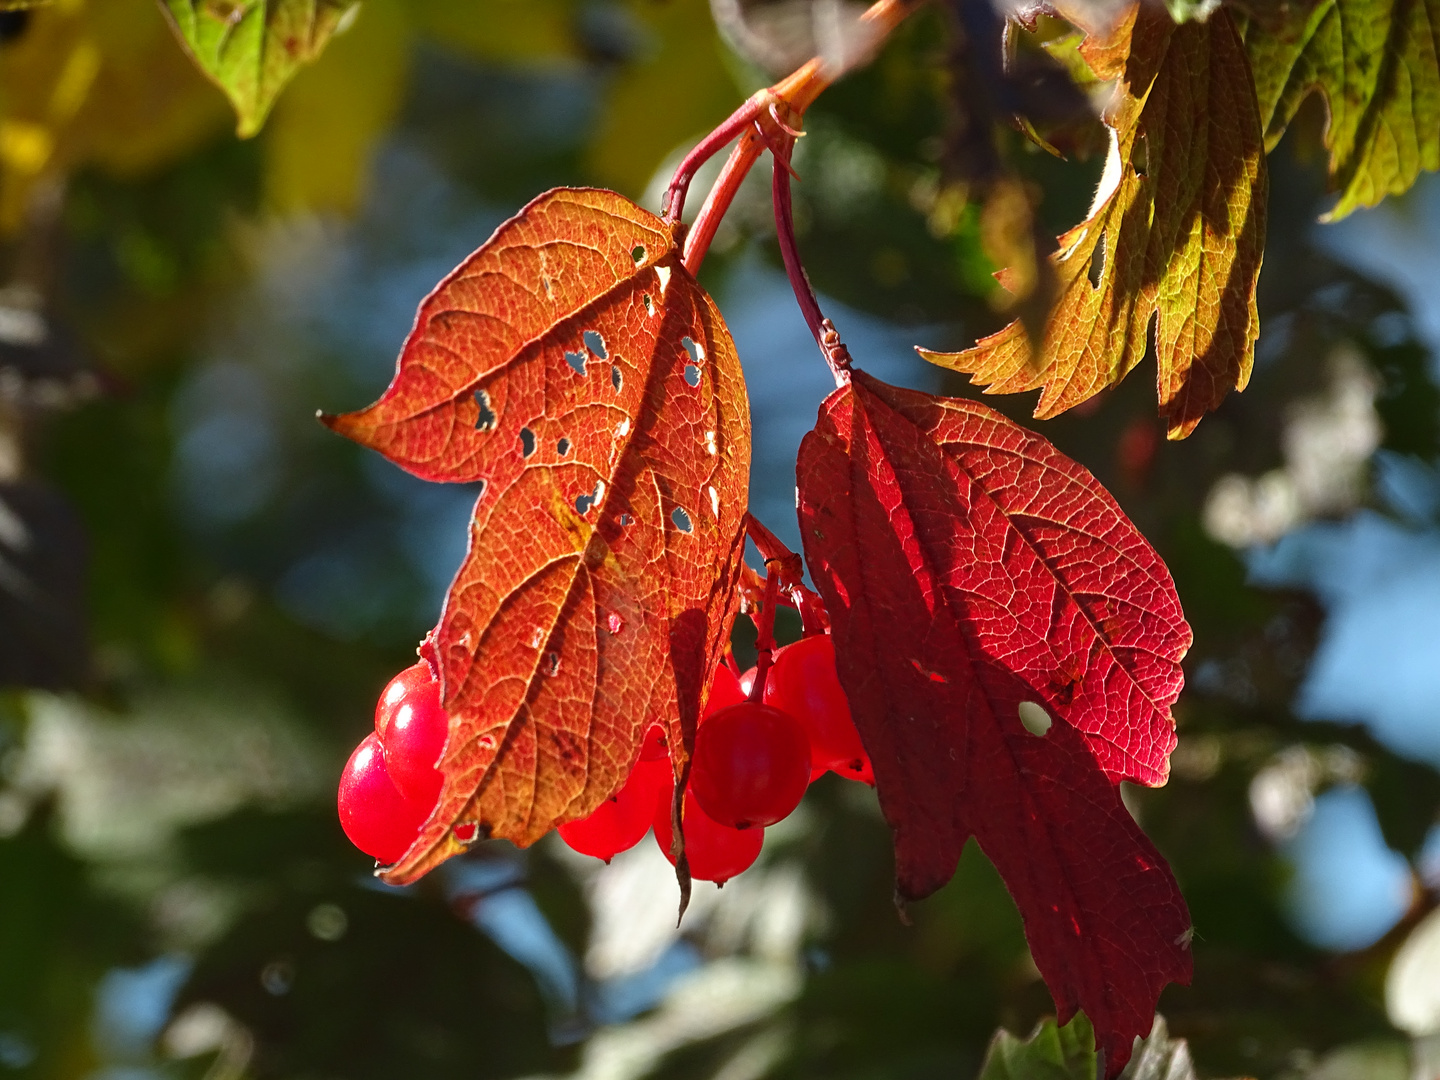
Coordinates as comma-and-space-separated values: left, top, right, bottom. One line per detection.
586, 0, 739, 197
263, 0, 410, 214
406, 0, 577, 64
0, 0, 228, 231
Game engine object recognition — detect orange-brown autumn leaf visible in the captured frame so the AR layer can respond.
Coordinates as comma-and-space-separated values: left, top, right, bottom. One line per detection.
324, 188, 751, 885
920, 4, 1267, 440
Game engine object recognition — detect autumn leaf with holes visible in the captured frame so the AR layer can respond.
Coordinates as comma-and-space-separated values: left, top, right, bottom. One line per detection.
797, 370, 1192, 1078
920, 2, 1267, 440
324, 188, 751, 885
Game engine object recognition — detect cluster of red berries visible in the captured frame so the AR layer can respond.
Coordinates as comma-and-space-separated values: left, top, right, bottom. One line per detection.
337, 635, 870, 886
337, 660, 448, 865
560, 633, 871, 883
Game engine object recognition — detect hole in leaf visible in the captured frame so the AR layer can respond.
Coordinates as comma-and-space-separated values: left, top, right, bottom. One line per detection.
631, 245, 646, 265
575, 480, 604, 515
671, 506, 693, 533
583, 330, 608, 359
611, 364, 623, 391
680, 336, 704, 362
541, 277, 553, 296
453, 822, 480, 844
1018, 701, 1052, 737
1133, 133, 1149, 178
607, 613, 624, 635
683, 364, 701, 387
708, 486, 720, 518
520, 427, 537, 457
618, 512, 635, 527
557, 437, 571, 456
909, 658, 948, 683
546, 652, 561, 676
473, 389, 496, 431
565, 350, 587, 375
643, 294, 654, 316
1088, 233, 1106, 290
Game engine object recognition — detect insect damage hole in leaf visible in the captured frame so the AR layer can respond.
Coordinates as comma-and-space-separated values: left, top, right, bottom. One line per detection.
684, 365, 702, 387
565, 350, 587, 375
1019, 701, 1054, 736
611, 364, 623, 391
671, 506, 693, 533
519, 426, 537, 457
557, 437, 571, 456
583, 330, 608, 359
574, 481, 604, 515
474, 389, 497, 431
631, 245, 646, 265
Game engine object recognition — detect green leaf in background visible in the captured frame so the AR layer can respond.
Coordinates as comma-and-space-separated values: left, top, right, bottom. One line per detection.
978, 1014, 1096, 1080
158, 0, 358, 138
1243, 0, 1440, 218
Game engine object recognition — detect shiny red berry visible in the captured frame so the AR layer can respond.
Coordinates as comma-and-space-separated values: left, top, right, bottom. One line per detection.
639, 663, 747, 761
653, 783, 763, 884
764, 635, 869, 780
690, 702, 810, 828
338, 733, 429, 865
559, 758, 670, 861
374, 660, 447, 807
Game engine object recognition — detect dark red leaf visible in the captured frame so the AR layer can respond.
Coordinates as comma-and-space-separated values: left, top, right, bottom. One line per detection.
325, 188, 751, 884
796, 370, 1191, 1076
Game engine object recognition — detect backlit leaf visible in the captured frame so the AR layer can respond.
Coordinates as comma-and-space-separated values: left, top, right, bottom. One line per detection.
1243, 0, 1440, 219
978, 1013, 1096, 1080
797, 370, 1192, 1076
920, 4, 1267, 440
325, 188, 751, 884
159, 0, 357, 138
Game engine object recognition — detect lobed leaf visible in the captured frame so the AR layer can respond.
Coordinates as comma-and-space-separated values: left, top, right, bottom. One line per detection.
797, 370, 1191, 1076
1243, 0, 1440, 219
920, 4, 1267, 440
159, 0, 356, 138
325, 188, 751, 884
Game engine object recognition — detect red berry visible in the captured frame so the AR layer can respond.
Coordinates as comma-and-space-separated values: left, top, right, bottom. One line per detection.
639, 664, 747, 761
374, 661, 447, 807
739, 666, 756, 698
559, 758, 670, 861
764, 635, 869, 780
690, 702, 810, 828
653, 782, 763, 884
338, 733, 429, 865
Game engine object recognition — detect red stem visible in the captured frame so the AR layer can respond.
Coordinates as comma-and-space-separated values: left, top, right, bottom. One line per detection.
771, 137, 852, 386
683, 128, 767, 277
749, 567, 781, 703
663, 96, 766, 225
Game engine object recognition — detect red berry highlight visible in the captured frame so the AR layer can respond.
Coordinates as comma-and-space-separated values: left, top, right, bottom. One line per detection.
338, 733, 429, 865
559, 758, 670, 861
653, 783, 763, 884
374, 660, 447, 807
764, 635, 869, 780
690, 702, 810, 828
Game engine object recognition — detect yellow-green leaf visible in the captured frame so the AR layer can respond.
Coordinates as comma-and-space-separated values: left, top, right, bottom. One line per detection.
1242, 0, 1440, 219
158, 0, 357, 138
920, 3, 1267, 440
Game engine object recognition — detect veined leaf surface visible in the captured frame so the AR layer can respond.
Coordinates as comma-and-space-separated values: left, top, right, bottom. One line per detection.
326, 188, 751, 884
797, 371, 1191, 1076
1243, 0, 1440, 219
921, 4, 1267, 440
